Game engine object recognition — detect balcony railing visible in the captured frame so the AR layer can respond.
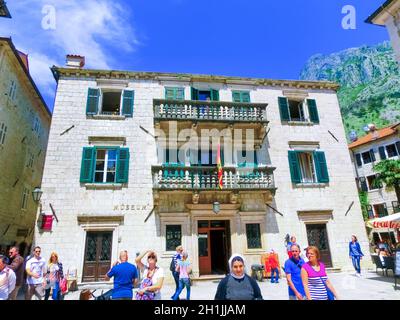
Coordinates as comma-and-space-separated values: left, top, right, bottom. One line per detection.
153, 99, 268, 123
152, 165, 275, 190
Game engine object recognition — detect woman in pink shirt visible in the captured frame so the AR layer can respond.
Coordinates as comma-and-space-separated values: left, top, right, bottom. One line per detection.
301, 246, 339, 300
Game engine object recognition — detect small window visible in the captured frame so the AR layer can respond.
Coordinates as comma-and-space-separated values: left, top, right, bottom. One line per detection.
298, 152, 317, 183
33, 117, 40, 134
166, 225, 182, 251
0, 123, 7, 145
361, 151, 373, 164
26, 152, 34, 168
94, 149, 118, 183
288, 99, 305, 122
246, 224, 262, 249
367, 175, 381, 190
101, 91, 122, 115
373, 203, 388, 218
386, 144, 398, 158
9, 80, 17, 101
21, 187, 29, 210
392, 201, 400, 213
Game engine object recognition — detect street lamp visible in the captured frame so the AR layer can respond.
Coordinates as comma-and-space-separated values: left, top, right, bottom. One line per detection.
32, 187, 43, 202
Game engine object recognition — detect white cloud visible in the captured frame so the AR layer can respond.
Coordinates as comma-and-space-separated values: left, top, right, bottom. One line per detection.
0, 0, 140, 107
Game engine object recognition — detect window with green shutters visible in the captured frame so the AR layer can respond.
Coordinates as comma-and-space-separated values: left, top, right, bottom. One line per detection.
191, 88, 219, 101
278, 97, 320, 124
288, 150, 329, 184
232, 91, 250, 103
80, 147, 129, 184
165, 87, 185, 100
86, 88, 135, 117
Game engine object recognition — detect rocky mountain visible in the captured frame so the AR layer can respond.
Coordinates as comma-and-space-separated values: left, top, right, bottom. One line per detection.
300, 42, 400, 140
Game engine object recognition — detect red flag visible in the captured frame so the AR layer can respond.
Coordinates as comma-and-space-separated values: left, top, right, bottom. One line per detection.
217, 144, 223, 189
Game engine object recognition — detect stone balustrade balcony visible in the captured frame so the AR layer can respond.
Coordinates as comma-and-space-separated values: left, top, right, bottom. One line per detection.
153, 99, 268, 123
152, 165, 276, 191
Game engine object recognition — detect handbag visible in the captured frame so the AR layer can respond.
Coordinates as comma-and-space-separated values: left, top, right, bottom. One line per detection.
320, 277, 335, 300
60, 278, 68, 294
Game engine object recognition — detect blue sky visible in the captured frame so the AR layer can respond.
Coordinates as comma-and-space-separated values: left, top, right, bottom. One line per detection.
0, 0, 390, 110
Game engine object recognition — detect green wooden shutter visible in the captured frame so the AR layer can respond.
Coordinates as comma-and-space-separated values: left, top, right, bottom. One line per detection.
166, 87, 185, 100
241, 92, 250, 103
232, 91, 251, 103
396, 142, 400, 156
288, 151, 301, 183
211, 89, 219, 101
378, 146, 386, 160
122, 90, 134, 117
314, 151, 329, 183
355, 153, 362, 167
307, 99, 320, 124
176, 88, 184, 100
191, 87, 199, 100
86, 88, 99, 115
278, 97, 290, 122
80, 147, 95, 183
370, 149, 376, 162
232, 91, 241, 102
165, 88, 175, 100
116, 148, 130, 183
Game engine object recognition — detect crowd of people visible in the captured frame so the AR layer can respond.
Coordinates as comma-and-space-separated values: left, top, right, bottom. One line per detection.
0, 233, 385, 300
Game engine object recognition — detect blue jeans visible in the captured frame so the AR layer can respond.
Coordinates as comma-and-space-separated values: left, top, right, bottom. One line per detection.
351, 256, 361, 273
44, 281, 60, 300
172, 278, 191, 300
271, 268, 279, 283
171, 271, 180, 298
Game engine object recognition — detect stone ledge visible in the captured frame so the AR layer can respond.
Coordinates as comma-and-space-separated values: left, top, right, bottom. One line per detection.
84, 183, 124, 190
287, 121, 315, 126
89, 114, 126, 121
294, 183, 328, 188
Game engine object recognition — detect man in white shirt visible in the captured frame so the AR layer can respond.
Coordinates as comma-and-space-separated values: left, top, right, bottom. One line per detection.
0, 255, 16, 300
25, 246, 46, 300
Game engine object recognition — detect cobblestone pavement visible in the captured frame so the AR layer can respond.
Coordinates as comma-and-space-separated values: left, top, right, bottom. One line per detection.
20, 270, 400, 300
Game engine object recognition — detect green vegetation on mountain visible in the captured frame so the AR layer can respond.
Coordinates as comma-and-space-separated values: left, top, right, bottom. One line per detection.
300, 42, 400, 140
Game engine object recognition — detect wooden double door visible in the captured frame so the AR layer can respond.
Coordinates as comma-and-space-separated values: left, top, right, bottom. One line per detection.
198, 220, 231, 275
306, 224, 333, 267
82, 231, 113, 282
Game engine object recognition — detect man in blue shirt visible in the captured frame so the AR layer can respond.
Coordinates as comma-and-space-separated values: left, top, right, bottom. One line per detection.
105, 250, 138, 300
284, 244, 306, 300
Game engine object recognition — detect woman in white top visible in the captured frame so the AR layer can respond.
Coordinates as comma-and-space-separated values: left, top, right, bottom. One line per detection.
135, 250, 164, 300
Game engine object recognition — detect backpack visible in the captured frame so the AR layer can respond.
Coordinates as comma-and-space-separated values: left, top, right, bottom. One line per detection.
169, 256, 176, 272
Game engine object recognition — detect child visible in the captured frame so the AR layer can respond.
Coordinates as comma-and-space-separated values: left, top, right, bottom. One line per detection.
268, 249, 279, 283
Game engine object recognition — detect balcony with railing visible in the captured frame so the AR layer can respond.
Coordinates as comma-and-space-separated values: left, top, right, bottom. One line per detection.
153, 99, 268, 123
152, 165, 275, 191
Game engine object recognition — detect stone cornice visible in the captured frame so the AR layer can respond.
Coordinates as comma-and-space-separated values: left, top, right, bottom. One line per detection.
51, 66, 340, 91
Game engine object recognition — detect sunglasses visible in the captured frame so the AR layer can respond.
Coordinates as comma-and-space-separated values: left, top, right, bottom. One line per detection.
148, 255, 156, 259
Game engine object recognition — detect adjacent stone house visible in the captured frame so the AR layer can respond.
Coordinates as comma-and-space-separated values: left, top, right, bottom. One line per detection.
34, 56, 370, 284
349, 123, 400, 244
0, 37, 51, 255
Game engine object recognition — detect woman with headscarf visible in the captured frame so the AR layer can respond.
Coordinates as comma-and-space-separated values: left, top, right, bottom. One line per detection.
214, 254, 263, 300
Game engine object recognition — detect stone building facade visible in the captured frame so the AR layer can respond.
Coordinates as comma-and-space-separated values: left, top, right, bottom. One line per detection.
366, 0, 400, 63
349, 123, 400, 244
34, 59, 370, 285
0, 38, 51, 255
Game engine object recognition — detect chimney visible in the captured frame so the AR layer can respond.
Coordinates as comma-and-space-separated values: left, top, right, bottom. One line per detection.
66, 54, 85, 68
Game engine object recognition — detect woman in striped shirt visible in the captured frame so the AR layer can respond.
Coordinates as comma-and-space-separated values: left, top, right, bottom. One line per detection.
301, 246, 339, 300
